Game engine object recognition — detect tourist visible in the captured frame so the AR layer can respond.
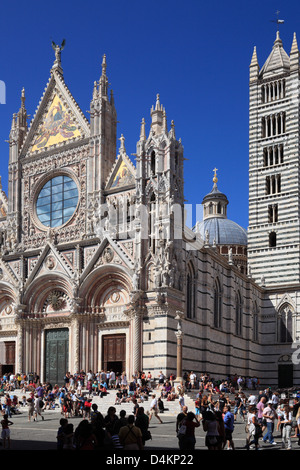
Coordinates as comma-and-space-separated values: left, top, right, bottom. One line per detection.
34, 394, 45, 421
202, 410, 219, 450
189, 371, 197, 389
216, 392, 228, 414
63, 423, 75, 450
74, 420, 98, 450
104, 406, 122, 446
119, 414, 143, 450
1, 414, 13, 450
245, 405, 261, 450
281, 404, 293, 450
247, 392, 258, 406
176, 405, 188, 438
195, 396, 201, 422
223, 405, 235, 450
135, 407, 151, 446
27, 397, 35, 422
149, 394, 163, 424
177, 411, 200, 450
256, 396, 266, 429
237, 376, 244, 392
271, 391, 280, 410
56, 418, 68, 450
3, 394, 12, 418
214, 410, 226, 450
179, 393, 185, 411
262, 400, 278, 446
292, 397, 300, 438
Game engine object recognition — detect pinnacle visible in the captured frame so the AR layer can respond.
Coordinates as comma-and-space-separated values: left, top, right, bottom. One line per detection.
250, 46, 259, 67
290, 32, 299, 54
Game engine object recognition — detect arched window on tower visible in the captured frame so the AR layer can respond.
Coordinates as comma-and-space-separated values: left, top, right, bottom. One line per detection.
277, 305, 293, 343
213, 278, 222, 328
186, 262, 195, 319
151, 151, 156, 175
149, 193, 156, 254
235, 291, 242, 336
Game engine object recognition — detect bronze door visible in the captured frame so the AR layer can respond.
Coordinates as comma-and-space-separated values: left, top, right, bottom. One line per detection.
102, 334, 126, 374
45, 329, 69, 386
0, 341, 15, 376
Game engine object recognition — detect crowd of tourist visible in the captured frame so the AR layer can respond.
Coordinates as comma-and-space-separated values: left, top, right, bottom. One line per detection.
0, 369, 300, 450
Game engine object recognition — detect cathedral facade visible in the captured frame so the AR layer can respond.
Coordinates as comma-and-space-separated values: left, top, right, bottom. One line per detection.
0, 33, 299, 388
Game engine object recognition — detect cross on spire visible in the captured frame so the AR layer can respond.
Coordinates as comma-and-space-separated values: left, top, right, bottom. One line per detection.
271, 10, 284, 32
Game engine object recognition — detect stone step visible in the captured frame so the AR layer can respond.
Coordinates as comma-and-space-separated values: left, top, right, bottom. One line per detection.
9, 389, 196, 417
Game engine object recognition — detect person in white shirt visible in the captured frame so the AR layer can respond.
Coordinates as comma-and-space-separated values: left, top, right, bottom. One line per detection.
281, 404, 292, 450
179, 394, 185, 410
271, 392, 280, 409
109, 370, 116, 389
248, 394, 258, 405
189, 372, 197, 389
149, 394, 163, 424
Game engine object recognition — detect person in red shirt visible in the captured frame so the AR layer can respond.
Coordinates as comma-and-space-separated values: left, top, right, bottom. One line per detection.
178, 411, 200, 450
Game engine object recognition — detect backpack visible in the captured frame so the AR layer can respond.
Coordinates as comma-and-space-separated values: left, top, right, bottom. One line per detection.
177, 419, 187, 437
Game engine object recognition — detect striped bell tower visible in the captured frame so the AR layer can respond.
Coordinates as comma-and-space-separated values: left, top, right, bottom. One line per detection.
248, 31, 300, 287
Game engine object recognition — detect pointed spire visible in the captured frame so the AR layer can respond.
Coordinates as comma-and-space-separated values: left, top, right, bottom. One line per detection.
162, 109, 168, 134
290, 32, 300, 71
150, 94, 164, 135
102, 54, 107, 76
155, 93, 162, 111
140, 118, 146, 141
99, 54, 108, 97
93, 81, 98, 99
16, 87, 28, 147
290, 32, 299, 53
249, 46, 259, 82
274, 30, 282, 45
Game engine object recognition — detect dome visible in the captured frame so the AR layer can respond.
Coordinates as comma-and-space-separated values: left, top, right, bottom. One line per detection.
195, 168, 247, 247
196, 217, 247, 246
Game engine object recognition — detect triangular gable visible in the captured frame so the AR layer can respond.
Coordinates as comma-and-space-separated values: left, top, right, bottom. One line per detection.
0, 258, 19, 287
81, 236, 134, 281
24, 242, 75, 289
20, 70, 90, 157
276, 293, 296, 313
105, 153, 136, 192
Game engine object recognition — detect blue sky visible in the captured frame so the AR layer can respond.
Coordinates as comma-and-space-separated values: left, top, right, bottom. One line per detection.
0, 0, 299, 230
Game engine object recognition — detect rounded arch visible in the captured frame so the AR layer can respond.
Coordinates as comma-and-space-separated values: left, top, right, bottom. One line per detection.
0, 282, 19, 315
23, 273, 73, 314
79, 264, 132, 310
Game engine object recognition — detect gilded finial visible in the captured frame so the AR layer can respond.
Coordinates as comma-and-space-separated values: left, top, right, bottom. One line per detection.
213, 167, 218, 183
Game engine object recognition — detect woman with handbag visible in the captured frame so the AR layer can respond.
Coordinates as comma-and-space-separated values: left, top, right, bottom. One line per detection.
135, 407, 151, 446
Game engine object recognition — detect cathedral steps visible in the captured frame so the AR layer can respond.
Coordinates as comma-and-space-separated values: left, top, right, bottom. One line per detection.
11, 388, 196, 417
